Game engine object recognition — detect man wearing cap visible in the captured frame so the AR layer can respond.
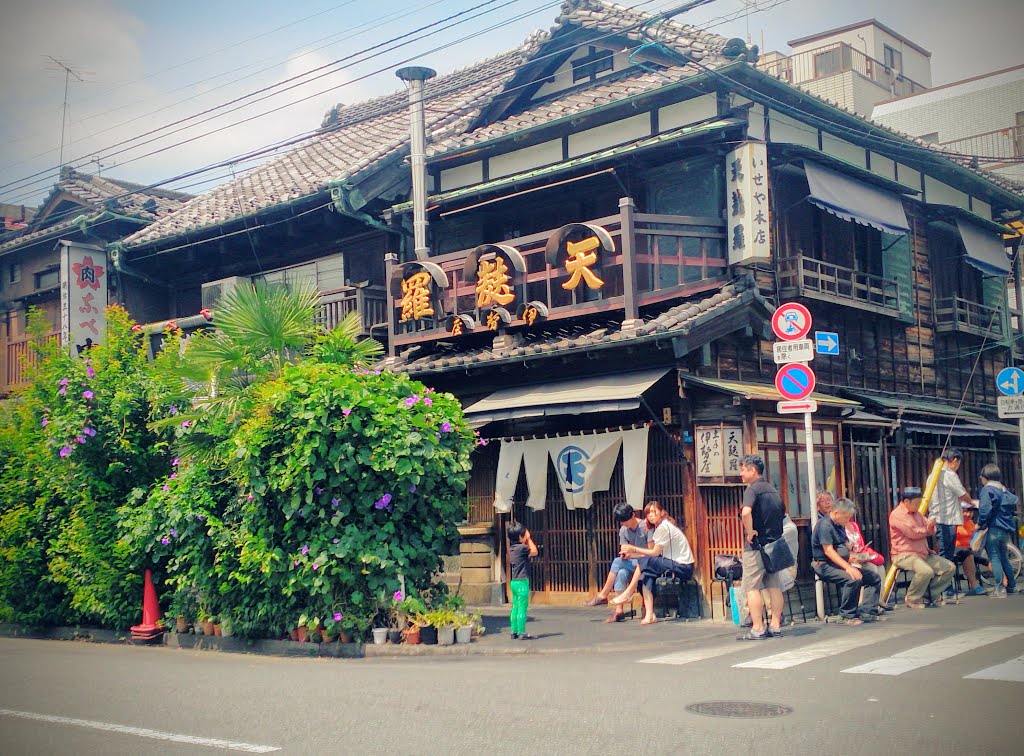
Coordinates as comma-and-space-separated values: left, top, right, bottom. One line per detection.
932, 450, 973, 596
889, 487, 955, 608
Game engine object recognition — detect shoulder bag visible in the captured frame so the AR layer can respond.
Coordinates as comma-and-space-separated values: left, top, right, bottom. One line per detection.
758, 536, 795, 574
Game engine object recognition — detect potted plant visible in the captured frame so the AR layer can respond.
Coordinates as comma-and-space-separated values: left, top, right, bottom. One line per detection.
453, 611, 474, 644
219, 614, 234, 638
392, 593, 425, 644
428, 609, 456, 646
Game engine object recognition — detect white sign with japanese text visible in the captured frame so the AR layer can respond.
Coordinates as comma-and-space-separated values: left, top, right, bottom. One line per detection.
696, 425, 744, 480
60, 242, 107, 357
773, 339, 814, 364
726, 141, 770, 265
997, 395, 1024, 419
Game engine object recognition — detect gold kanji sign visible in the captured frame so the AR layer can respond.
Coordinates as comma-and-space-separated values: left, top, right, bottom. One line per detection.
400, 270, 435, 322
561, 236, 604, 291
475, 257, 515, 308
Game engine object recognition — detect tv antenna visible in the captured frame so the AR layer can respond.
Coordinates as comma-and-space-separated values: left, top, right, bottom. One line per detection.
45, 56, 91, 171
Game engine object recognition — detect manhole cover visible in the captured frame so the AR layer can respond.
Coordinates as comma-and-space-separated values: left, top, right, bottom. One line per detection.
685, 701, 793, 718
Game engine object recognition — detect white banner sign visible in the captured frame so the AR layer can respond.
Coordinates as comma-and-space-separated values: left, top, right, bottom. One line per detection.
997, 395, 1024, 419
726, 141, 770, 264
492, 426, 650, 511
696, 425, 744, 480
60, 242, 107, 357
773, 339, 814, 364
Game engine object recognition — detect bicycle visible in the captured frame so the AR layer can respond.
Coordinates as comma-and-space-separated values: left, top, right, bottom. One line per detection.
976, 539, 1023, 588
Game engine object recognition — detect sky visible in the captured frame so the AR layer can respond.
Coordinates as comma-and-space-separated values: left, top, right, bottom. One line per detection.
1, 0, 1021, 209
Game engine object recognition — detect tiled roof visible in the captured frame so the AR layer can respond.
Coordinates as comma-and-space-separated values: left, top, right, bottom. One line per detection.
400, 274, 770, 375
0, 168, 192, 255
121, 40, 547, 250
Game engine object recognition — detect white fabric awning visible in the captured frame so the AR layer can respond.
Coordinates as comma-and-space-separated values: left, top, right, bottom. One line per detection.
463, 368, 670, 426
804, 160, 910, 236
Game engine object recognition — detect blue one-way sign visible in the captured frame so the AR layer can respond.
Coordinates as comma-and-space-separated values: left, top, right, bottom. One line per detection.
996, 367, 1024, 396
815, 331, 840, 355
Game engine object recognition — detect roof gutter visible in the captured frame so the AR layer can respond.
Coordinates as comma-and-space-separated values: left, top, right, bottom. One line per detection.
108, 242, 173, 289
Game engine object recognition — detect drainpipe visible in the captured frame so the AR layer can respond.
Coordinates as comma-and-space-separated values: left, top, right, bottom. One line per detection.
396, 66, 436, 261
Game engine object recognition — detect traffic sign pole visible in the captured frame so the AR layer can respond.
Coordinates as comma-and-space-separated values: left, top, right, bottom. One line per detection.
805, 409, 824, 621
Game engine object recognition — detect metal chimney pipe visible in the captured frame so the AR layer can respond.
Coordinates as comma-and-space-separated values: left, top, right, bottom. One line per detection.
396, 66, 436, 261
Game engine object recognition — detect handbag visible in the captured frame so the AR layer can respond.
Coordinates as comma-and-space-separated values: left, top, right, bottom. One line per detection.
758, 536, 795, 574
714, 554, 743, 582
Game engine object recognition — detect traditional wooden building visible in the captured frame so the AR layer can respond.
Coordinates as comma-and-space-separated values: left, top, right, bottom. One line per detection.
375, 1, 1024, 609
0, 168, 191, 393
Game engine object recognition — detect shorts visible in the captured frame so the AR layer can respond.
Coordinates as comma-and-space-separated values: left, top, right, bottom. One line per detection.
741, 547, 784, 593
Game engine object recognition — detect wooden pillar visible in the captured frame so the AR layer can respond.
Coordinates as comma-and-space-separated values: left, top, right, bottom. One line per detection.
619, 196, 641, 330
384, 252, 397, 358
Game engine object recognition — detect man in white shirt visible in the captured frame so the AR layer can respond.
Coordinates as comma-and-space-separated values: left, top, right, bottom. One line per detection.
933, 449, 972, 595
611, 500, 695, 624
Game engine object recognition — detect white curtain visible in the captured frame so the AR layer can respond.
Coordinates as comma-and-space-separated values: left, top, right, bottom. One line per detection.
491, 427, 650, 511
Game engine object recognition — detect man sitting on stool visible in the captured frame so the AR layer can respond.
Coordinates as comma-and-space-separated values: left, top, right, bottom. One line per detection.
812, 497, 881, 624
889, 486, 955, 608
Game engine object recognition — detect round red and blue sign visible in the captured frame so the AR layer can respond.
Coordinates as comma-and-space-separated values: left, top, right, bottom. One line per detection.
771, 302, 813, 341
775, 363, 816, 401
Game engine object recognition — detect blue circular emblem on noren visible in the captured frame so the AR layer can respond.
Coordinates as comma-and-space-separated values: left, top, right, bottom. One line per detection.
557, 445, 590, 493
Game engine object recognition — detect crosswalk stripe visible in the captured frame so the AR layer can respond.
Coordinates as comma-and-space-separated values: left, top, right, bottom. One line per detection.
964, 654, 1024, 683
732, 626, 918, 670
639, 643, 740, 666
842, 626, 1024, 676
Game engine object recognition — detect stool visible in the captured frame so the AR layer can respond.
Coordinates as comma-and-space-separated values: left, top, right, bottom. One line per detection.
785, 581, 809, 623
652, 572, 704, 619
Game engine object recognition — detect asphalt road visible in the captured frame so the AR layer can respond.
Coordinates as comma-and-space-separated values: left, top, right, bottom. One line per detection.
1, 598, 1022, 755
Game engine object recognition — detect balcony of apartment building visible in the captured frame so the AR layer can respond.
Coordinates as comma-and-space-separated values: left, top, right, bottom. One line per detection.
758, 41, 927, 101
937, 125, 1024, 179
776, 253, 900, 315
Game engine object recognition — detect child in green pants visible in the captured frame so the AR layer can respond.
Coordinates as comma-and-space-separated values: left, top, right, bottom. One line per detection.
508, 522, 538, 640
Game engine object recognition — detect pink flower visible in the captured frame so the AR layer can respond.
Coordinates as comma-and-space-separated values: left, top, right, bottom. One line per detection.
404, 396, 417, 408
247, 493, 254, 501
169, 528, 177, 538
478, 438, 489, 447
83, 426, 96, 437
58, 387, 67, 396
181, 420, 191, 428
333, 612, 343, 622
342, 408, 351, 417
293, 560, 300, 567
169, 473, 177, 480
393, 590, 403, 602
423, 397, 433, 407
172, 457, 179, 467
86, 365, 95, 379
169, 405, 178, 415
162, 484, 169, 491
75, 436, 86, 444
59, 378, 68, 387
440, 422, 452, 433
82, 390, 94, 399
41, 417, 49, 427
301, 545, 309, 555
59, 446, 72, 457
161, 537, 170, 545
312, 563, 319, 570
200, 308, 212, 320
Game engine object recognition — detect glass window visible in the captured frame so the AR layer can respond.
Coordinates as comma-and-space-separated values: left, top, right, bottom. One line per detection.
755, 420, 840, 518
35, 269, 59, 290
883, 45, 902, 73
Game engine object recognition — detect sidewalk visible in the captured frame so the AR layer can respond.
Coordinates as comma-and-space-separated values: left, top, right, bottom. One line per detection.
1, 608, 747, 659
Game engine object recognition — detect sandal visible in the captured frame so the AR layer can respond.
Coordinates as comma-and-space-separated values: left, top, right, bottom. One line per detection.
609, 591, 635, 606
603, 613, 625, 623
640, 616, 657, 625
583, 595, 608, 607
737, 630, 769, 641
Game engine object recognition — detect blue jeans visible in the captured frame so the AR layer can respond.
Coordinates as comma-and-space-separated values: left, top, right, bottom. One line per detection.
986, 527, 1017, 593
608, 557, 639, 592
935, 524, 957, 561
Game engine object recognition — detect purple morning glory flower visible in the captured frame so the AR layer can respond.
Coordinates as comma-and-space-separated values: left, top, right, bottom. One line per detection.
169, 528, 177, 538
181, 420, 191, 428
162, 484, 169, 491
83, 426, 96, 437
394, 590, 403, 602
332, 538, 339, 544
86, 365, 95, 379
301, 545, 309, 555
312, 563, 319, 570
172, 457, 179, 467
75, 435, 86, 444
58, 387, 67, 396
59, 378, 68, 387
59, 446, 72, 457
314, 486, 323, 495
374, 492, 393, 510
247, 493, 254, 501
82, 390, 94, 399
41, 417, 49, 427
333, 612, 343, 622
404, 396, 417, 407
169, 405, 178, 415
440, 422, 452, 433
293, 560, 299, 567
373, 369, 381, 375
478, 438, 489, 446
424, 398, 433, 408
169, 472, 177, 480
409, 484, 416, 494
331, 497, 339, 508
342, 408, 351, 417
161, 537, 170, 545
196, 514, 205, 521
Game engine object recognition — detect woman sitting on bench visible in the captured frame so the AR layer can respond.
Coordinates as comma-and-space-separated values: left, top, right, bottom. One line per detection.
610, 501, 695, 624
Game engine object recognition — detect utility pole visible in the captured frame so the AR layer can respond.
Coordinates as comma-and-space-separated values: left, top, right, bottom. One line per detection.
46, 56, 86, 170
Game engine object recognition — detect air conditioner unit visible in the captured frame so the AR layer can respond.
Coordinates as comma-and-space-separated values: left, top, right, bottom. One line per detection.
201, 276, 248, 311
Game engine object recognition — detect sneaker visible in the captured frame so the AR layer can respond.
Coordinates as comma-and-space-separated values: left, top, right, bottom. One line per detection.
990, 588, 1008, 599
931, 595, 947, 607
737, 629, 769, 641
944, 587, 956, 598
766, 627, 783, 638
835, 616, 864, 625
510, 633, 520, 640
904, 599, 928, 609
967, 586, 986, 596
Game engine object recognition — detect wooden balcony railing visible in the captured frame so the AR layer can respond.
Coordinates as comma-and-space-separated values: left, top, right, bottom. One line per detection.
392, 202, 729, 347
933, 295, 1004, 339
316, 285, 387, 336
3, 332, 60, 392
757, 42, 927, 98
777, 254, 901, 316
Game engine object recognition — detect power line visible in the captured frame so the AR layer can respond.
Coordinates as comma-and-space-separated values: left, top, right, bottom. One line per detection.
45, 56, 88, 169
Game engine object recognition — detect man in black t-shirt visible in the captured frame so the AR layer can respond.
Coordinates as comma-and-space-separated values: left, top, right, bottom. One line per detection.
738, 455, 785, 640
811, 497, 881, 624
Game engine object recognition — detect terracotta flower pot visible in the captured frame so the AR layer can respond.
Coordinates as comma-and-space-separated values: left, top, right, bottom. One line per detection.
404, 626, 421, 645
213, 624, 222, 637
338, 632, 352, 644
295, 626, 309, 643
288, 628, 299, 642
202, 621, 216, 636
175, 616, 190, 634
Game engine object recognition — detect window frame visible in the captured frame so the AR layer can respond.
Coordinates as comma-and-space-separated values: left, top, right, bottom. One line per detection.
755, 419, 841, 520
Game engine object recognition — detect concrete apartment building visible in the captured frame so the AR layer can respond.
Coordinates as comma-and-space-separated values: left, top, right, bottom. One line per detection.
873, 64, 1024, 185
758, 19, 931, 117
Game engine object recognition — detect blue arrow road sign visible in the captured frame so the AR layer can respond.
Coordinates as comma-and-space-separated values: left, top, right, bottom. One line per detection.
815, 331, 840, 355
997, 367, 1024, 396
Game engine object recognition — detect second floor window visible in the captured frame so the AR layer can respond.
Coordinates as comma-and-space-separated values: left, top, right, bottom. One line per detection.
883, 45, 903, 73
